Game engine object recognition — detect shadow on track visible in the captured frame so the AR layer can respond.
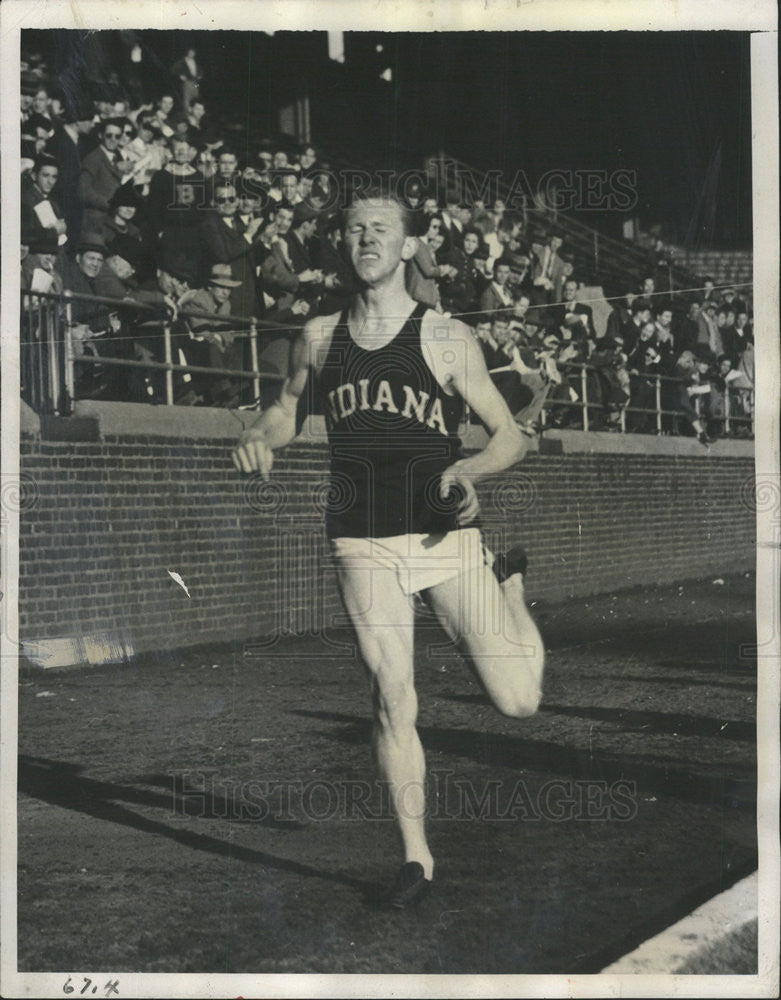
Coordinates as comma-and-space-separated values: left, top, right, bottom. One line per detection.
17, 755, 372, 893
289, 710, 756, 811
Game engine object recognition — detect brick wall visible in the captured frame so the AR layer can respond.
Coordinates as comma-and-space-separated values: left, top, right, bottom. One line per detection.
18, 415, 755, 666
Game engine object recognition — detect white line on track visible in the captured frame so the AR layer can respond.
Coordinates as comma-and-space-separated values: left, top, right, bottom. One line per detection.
600, 870, 758, 973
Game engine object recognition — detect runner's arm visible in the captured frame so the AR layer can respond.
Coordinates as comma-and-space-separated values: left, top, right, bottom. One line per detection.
231, 322, 314, 476
434, 320, 529, 523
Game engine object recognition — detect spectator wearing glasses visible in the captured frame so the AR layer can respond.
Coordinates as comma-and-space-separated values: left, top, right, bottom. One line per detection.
201, 181, 266, 319
79, 118, 134, 233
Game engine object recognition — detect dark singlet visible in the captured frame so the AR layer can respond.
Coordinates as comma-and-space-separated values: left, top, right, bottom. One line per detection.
316, 301, 464, 539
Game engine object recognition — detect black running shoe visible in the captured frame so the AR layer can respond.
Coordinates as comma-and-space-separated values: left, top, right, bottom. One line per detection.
493, 545, 528, 584
387, 862, 432, 909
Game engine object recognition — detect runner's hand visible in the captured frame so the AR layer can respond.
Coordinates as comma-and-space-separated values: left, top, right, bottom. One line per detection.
440, 465, 480, 525
232, 429, 274, 478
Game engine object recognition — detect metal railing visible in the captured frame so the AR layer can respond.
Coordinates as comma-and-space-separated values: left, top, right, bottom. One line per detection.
20, 290, 754, 439
21, 289, 292, 415
535, 361, 754, 437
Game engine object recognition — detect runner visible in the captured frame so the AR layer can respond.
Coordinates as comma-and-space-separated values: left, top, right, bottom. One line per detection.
232, 188, 545, 907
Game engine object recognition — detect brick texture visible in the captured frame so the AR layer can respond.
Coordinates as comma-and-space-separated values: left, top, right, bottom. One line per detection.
19, 434, 755, 658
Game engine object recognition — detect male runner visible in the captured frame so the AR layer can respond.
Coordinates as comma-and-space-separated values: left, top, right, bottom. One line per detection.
232, 189, 545, 907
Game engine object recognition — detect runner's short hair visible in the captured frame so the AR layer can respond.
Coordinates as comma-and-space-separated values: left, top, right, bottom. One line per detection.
343, 185, 415, 237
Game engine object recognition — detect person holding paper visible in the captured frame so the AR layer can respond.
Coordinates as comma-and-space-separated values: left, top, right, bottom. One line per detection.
21, 154, 68, 246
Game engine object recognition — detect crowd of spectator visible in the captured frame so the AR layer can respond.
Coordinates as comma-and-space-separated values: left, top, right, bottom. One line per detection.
19, 42, 755, 438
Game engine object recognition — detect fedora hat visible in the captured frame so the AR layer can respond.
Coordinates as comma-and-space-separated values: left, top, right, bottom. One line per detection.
208, 263, 241, 288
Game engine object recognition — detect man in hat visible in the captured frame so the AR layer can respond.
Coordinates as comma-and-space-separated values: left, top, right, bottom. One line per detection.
79, 118, 135, 234
178, 263, 245, 407
21, 230, 63, 294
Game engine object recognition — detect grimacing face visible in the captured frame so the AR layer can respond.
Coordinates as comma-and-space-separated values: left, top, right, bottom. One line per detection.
344, 198, 416, 287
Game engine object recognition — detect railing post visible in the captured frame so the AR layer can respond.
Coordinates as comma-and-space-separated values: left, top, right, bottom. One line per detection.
249, 318, 261, 408
580, 364, 589, 431
655, 375, 662, 434
163, 321, 174, 406
724, 385, 731, 436
46, 296, 61, 414
63, 293, 75, 405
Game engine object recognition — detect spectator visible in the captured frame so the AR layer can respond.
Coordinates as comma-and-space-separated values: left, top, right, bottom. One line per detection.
151, 94, 176, 137
605, 289, 635, 343
708, 354, 744, 439
483, 216, 515, 271
479, 259, 513, 314
626, 325, 669, 433
505, 250, 534, 298
46, 98, 95, 245
720, 285, 747, 317
170, 48, 203, 110
405, 213, 452, 311
530, 228, 565, 305
269, 168, 302, 208
671, 350, 714, 445
261, 203, 320, 324
21, 230, 63, 294
441, 190, 464, 249
550, 279, 596, 342
654, 305, 675, 355
21, 154, 68, 247
79, 118, 134, 233
696, 299, 721, 356
701, 275, 717, 304
200, 181, 263, 319
471, 314, 525, 417
124, 120, 168, 190
298, 143, 318, 173
677, 300, 702, 355
179, 264, 245, 408
639, 275, 656, 300
314, 212, 358, 315
62, 234, 123, 399
621, 296, 653, 354
435, 226, 482, 318
589, 337, 630, 428
21, 111, 56, 154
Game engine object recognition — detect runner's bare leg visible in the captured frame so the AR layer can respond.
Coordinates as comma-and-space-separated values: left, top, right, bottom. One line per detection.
337, 562, 435, 880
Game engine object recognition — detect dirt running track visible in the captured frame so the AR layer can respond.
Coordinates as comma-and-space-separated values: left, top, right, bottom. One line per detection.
17, 574, 757, 974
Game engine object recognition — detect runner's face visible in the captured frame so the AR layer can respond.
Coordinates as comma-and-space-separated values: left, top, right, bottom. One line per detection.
344, 200, 414, 285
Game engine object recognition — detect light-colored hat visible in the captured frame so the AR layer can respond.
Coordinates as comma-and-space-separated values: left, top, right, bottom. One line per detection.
208, 263, 241, 288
